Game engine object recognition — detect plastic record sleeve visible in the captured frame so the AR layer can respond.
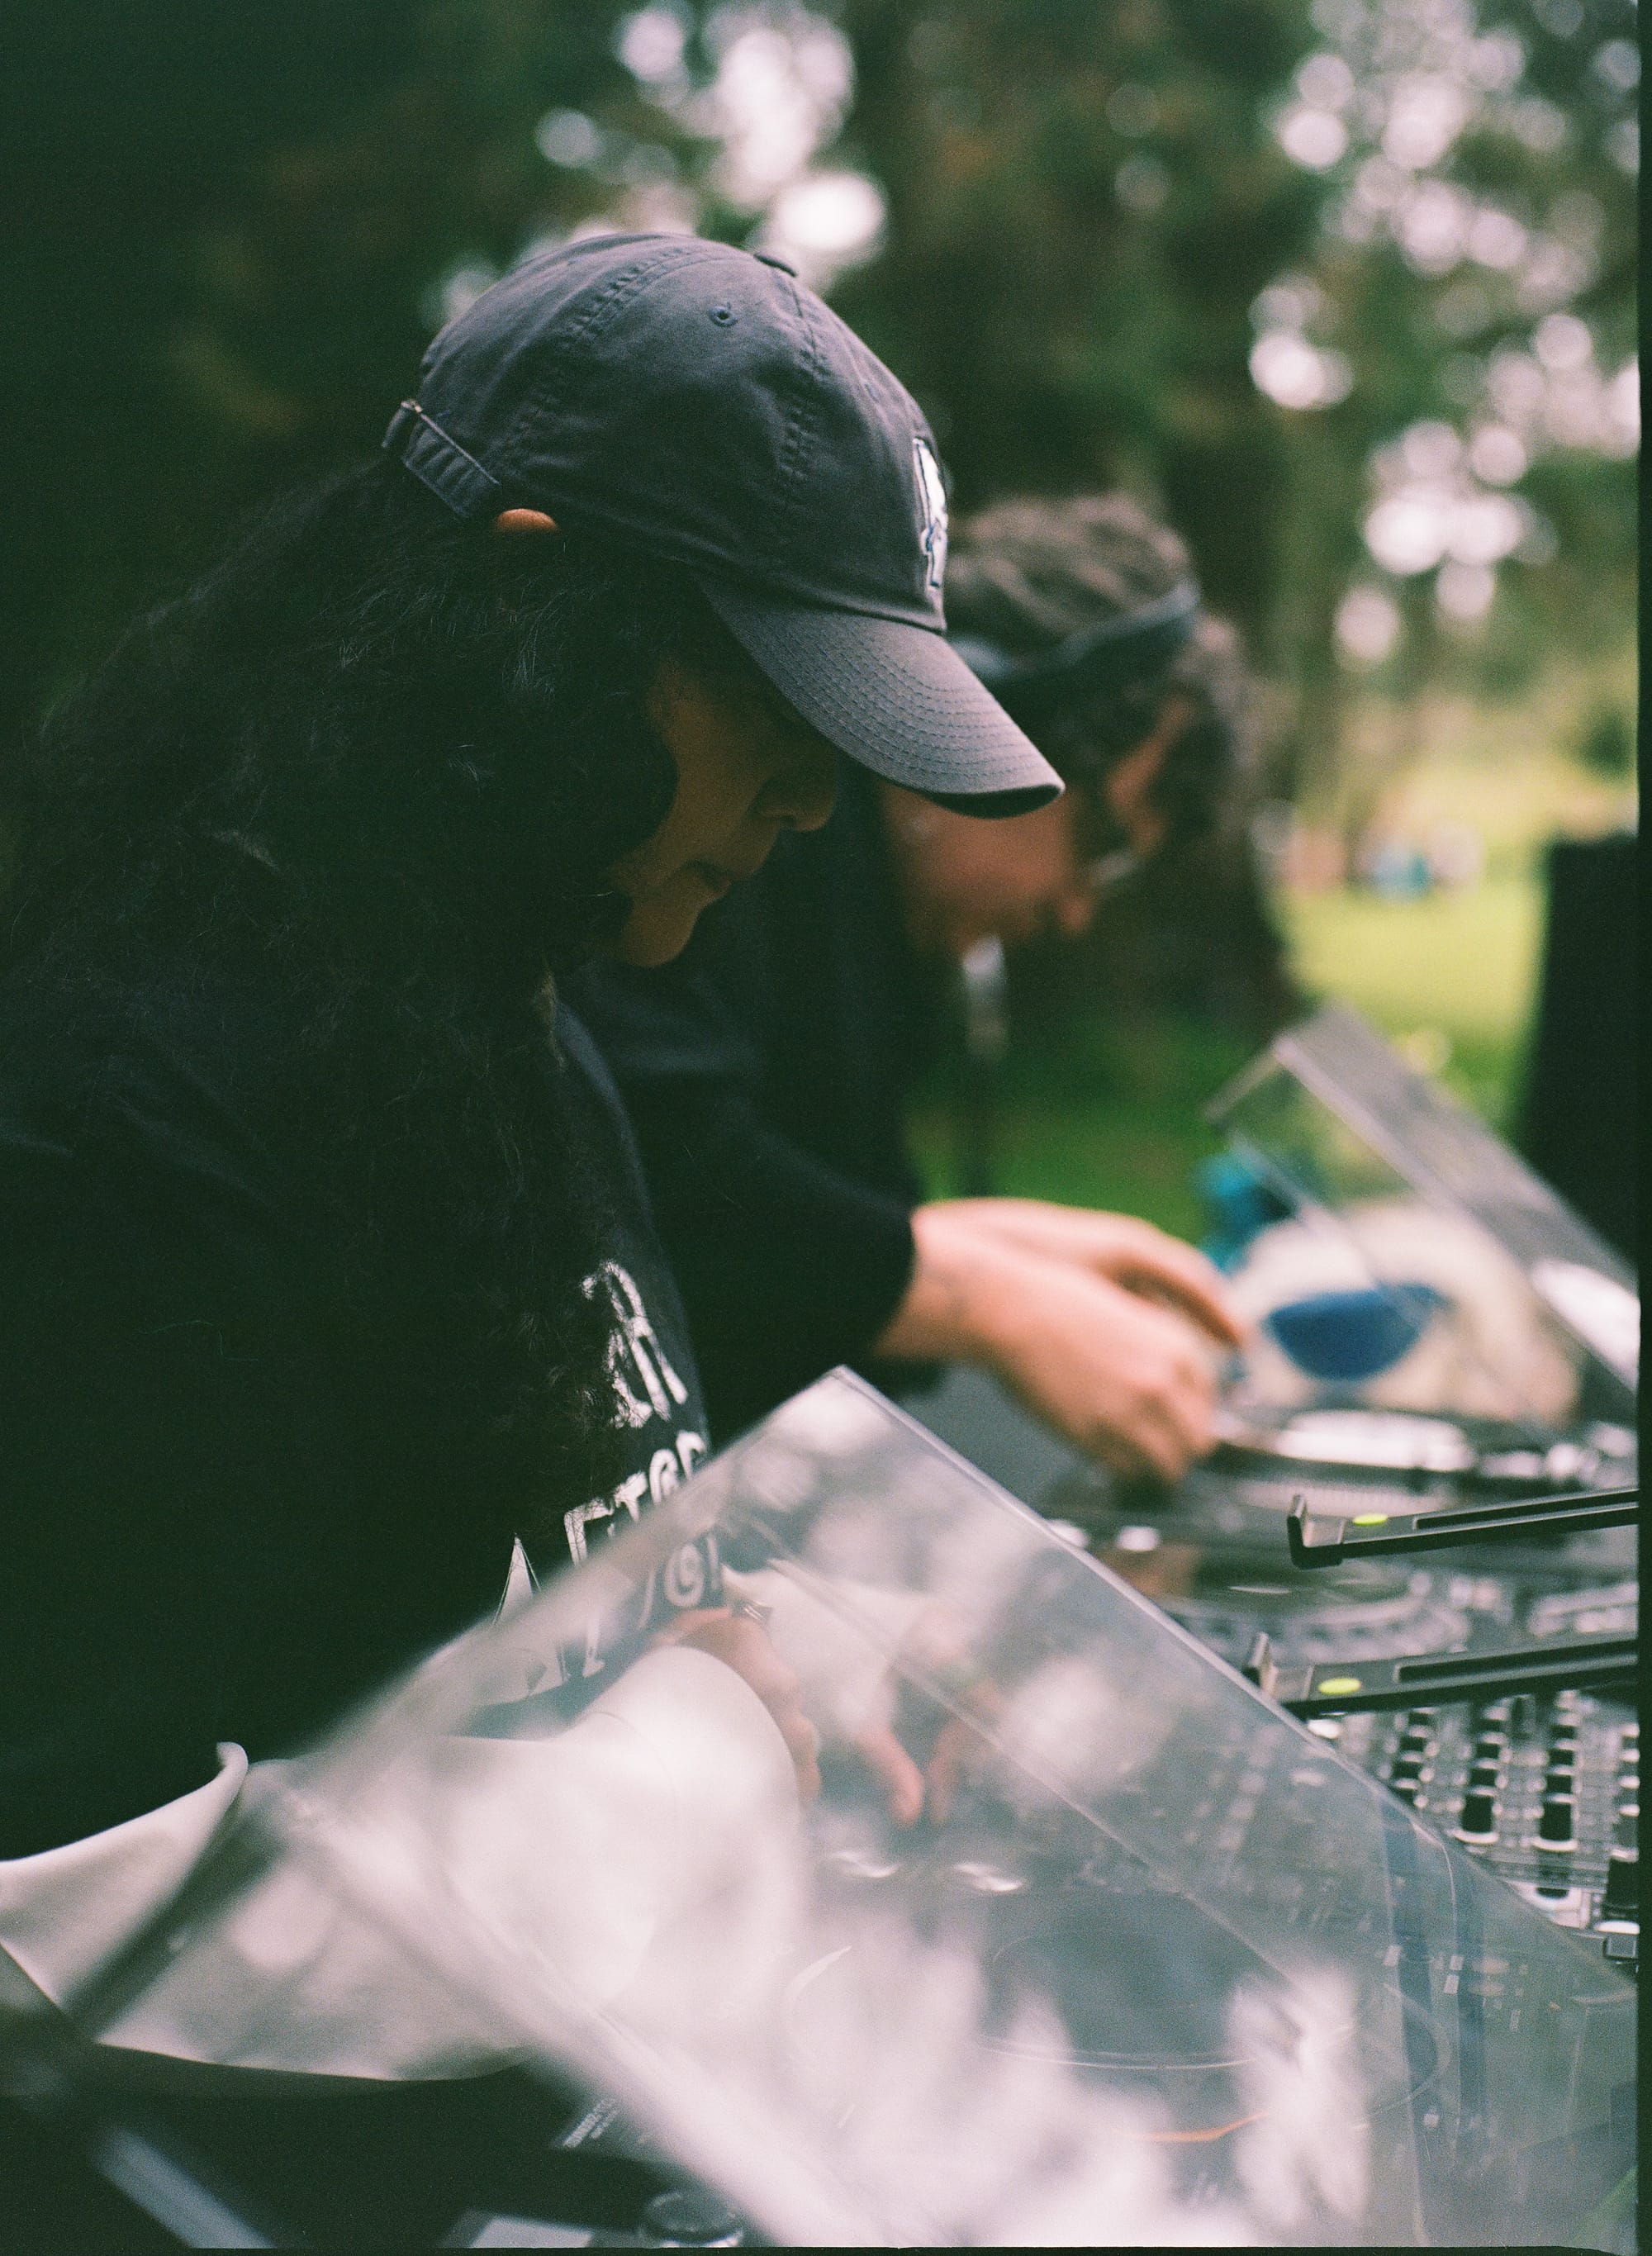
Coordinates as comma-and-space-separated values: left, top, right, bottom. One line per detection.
86, 1371, 1638, 2250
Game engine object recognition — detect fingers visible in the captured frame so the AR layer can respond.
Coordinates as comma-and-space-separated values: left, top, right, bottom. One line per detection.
924, 1717, 979, 1828
1093, 1408, 1193, 1486
1076, 1292, 1218, 1479
1142, 1350, 1218, 1479
660, 1611, 998, 1825
778, 1712, 823, 1804
709, 1619, 822, 1800
707, 1614, 800, 1706
653, 1606, 733, 1646
852, 1723, 927, 1829
1106, 1401, 1208, 1483
662, 1610, 822, 1801
975, 1202, 1248, 1352
1108, 1224, 1248, 1349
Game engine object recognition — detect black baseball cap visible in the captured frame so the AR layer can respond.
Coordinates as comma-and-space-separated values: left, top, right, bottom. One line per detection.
384, 231, 1060, 816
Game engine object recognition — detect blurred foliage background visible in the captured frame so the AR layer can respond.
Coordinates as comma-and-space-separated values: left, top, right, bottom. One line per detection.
2, 0, 1637, 1228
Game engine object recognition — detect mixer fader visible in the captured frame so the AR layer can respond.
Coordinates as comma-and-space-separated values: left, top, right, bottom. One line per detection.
1042, 1413, 1640, 1972
1306, 1694, 1639, 1964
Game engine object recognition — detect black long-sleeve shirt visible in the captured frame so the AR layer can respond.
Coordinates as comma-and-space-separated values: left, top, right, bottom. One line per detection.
0, 965, 708, 1855
569, 765, 943, 1442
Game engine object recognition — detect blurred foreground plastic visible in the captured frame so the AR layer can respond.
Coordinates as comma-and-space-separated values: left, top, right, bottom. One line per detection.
44, 1370, 1635, 2247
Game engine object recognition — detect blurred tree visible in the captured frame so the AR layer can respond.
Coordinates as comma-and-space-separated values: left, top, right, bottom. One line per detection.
1267, 0, 1639, 807
811, 0, 1637, 810
825, 0, 1326, 651
3, 0, 1636, 825
0, 0, 657, 739
1574, 701, 1634, 777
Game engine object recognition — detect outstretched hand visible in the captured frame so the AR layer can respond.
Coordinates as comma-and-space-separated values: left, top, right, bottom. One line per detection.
935, 1198, 1246, 1351
876, 1202, 1240, 1483
710, 1572, 994, 1828
991, 1256, 1226, 1479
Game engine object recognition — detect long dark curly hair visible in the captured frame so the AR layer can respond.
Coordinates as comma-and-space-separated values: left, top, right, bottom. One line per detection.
2, 457, 741, 1529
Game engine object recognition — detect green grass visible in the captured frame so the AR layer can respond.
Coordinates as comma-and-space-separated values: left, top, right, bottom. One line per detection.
1282, 874, 1541, 1129
910, 1014, 1254, 1238
1284, 691, 1635, 1128
908, 873, 1549, 1231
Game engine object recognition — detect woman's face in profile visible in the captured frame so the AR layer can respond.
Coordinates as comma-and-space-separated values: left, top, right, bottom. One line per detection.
605, 656, 839, 967
489, 511, 838, 969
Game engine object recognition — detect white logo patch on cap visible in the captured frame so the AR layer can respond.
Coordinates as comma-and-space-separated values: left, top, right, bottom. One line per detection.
914, 436, 949, 596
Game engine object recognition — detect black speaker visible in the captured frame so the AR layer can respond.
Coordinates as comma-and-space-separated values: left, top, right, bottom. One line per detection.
1518, 831, 1637, 1263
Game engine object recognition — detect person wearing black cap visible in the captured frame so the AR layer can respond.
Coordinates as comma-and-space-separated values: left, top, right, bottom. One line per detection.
571, 492, 1252, 1480
0, 230, 1058, 1909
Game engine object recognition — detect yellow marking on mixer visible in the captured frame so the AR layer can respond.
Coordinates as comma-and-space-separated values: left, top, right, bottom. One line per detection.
1317, 1675, 1364, 1695
1351, 1513, 1390, 1527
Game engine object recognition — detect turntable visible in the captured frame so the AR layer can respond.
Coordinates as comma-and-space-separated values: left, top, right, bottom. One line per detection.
1203, 1004, 1638, 1440
1212, 1402, 1637, 1491
919, 1006, 1640, 1996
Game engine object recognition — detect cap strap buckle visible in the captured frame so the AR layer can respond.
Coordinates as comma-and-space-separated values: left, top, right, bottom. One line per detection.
382, 399, 505, 520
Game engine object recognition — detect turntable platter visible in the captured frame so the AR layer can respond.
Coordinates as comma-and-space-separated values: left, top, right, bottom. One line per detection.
1223, 1406, 1475, 1474
787, 1873, 1442, 2144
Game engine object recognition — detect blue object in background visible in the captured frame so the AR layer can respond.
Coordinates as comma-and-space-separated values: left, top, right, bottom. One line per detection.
1263, 1284, 1448, 1384
1363, 841, 1435, 900
1197, 1152, 1295, 1274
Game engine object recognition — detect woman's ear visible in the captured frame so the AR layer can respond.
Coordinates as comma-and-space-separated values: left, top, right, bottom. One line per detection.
492, 508, 560, 534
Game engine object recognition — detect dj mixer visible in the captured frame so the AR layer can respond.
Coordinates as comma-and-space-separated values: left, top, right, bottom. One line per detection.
1037, 1404, 1640, 1973
998, 1004, 1643, 1979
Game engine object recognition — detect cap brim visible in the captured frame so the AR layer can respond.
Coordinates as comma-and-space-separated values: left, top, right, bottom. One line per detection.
697, 577, 1062, 817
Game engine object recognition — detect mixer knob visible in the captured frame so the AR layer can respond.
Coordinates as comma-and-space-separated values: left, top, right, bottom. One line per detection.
1619, 1772, 1640, 1802
1391, 1753, 1427, 1783
1545, 1763, 1577, 1795
1548, 1732, 1578, 1761
1538, 1794, 1578, 1850
1602, 1850, 1639, 1921
1468, 1761, 1502, 1792
1456, 1789, 1498, 1842
1473, 1734, 1507, 1763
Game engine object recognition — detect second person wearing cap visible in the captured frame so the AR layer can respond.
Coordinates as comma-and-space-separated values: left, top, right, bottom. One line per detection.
572, 492, 1251, 1480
